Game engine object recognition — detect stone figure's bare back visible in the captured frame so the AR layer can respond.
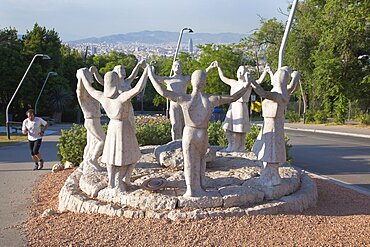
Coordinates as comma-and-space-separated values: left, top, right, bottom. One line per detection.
165, 75, 190, 94
181, 93, 213, 129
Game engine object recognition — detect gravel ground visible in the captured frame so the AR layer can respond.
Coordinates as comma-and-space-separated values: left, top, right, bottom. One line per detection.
25, 168, 370, 246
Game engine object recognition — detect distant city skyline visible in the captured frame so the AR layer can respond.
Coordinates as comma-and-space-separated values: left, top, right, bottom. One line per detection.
0, 0, 293, 42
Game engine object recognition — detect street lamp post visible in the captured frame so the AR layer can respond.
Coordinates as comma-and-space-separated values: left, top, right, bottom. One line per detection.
166, 27, 194, 117
5, 54, 51, 139
35, 71, 58, 115
277, 0, 306, 122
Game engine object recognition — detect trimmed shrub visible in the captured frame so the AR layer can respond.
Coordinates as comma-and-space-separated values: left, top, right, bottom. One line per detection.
57, 118, 292, 165
57, 124, 87, 166
286, 111, 300, 123
208, 121, 227, 147
304, 109, 315, 123
245, 125, 261, 151
358, 114, 370, 125
136, 121, 172, 145
314, 110, 327, 124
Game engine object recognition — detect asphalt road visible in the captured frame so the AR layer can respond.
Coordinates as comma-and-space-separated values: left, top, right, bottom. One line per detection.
286, 129, 370, 193
0, 125, 69, 247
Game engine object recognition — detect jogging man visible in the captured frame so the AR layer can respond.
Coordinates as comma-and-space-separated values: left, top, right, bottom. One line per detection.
22, 109, 49, 170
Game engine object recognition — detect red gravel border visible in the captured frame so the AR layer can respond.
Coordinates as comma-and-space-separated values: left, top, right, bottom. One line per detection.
25, 168, 370, 246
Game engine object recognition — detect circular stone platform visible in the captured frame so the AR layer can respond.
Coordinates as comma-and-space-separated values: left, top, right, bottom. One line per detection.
58, 146, 318, 220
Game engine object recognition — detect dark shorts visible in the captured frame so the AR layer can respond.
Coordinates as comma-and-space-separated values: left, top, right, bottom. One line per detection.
28, 139, 42, 156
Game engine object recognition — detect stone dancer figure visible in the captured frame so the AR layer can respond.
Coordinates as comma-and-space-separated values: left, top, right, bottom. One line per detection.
154, 60, 190, 140
215, 61, 271, 152
154, 60, 215, 140
250, 66, 300, 186
90, 61, 146, 184
76, 70, 105, 173
77, 66, 148, 193
148, 65, 251, 197
90, 59, 146, 129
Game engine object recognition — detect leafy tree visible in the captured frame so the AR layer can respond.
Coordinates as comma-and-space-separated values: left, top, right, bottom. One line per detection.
0, 27, 25, 122
195, 44, 245, 95
19, 23, 65, 119
248, 0, 370, 119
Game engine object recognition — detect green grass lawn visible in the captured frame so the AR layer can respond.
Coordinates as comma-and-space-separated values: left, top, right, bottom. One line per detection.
0, 132, 28, 147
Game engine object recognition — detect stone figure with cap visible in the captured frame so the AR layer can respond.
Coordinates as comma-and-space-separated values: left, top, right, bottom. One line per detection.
215, 61, 272, 152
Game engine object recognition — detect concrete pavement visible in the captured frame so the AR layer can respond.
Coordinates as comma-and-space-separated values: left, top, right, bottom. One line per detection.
0, 124, 71, 247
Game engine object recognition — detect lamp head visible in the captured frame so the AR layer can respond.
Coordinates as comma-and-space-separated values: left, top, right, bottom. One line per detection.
50, 72, 58, 76
42, 54, 51, 60
358, 55, 369, 60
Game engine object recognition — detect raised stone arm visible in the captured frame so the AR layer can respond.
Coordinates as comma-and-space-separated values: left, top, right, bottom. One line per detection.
256, 64, 272, 84
211, 75, 251, 106
148, 66, 182, 102
250, 73, 286, 104
287, 70, 301, 95
267, 64, 274, 80
205, 61, 217, 75
214, 61, 235, 86
77, 68, 103, 101
89, 66, 104, 86
126, 60, 147, 84
118, 66, 149, 103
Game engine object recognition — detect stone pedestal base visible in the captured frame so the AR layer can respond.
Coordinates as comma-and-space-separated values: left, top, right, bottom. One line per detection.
58, 146, 318, 219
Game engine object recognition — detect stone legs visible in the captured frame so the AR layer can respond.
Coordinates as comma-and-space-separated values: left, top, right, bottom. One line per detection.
171, 122, 184, 141
225, 130, 246, 152
259, 162, 282, 187
83, 118, 105, 173
107, 164, 136, 193
169, 102, 185, 141
182, 126, 209, 197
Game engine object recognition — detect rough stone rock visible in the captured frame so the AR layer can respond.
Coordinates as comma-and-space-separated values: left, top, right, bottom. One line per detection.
52, 163, 64, 173
205, 176, 244, 188
58, 148, 318, 220
224, 207, 246, 217
41, 208, 56, 217
64, 161, 74, 169
178, 191, 223, 209
79, 170, 108, 197
145, 210, 168, 219
167, 210, 188, 221
207, 210, 226, 218
217, 150, 258, 160
242, 167, 301, 200
126, 190, 178, 210
97, 188, 179, 210
246, 201, 286, 215
154, 140, 216, 170
279, 173, 318, 213
154, 140, 183, 161
187, 209, 209, 219
159, 149, 184, 170
219, 186, 264, 207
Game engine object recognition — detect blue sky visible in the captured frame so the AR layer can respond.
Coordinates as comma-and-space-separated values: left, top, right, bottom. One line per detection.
0, 0, 293, 42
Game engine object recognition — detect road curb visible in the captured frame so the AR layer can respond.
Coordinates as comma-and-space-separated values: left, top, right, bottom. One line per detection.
284, 126, 370, 139
297, 169, 370, 196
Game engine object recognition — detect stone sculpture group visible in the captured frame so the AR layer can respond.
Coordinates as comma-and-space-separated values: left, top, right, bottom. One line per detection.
75, 60, 300, 198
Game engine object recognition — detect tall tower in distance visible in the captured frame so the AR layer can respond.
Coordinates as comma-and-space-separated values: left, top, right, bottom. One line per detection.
188, 38, 193, 54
